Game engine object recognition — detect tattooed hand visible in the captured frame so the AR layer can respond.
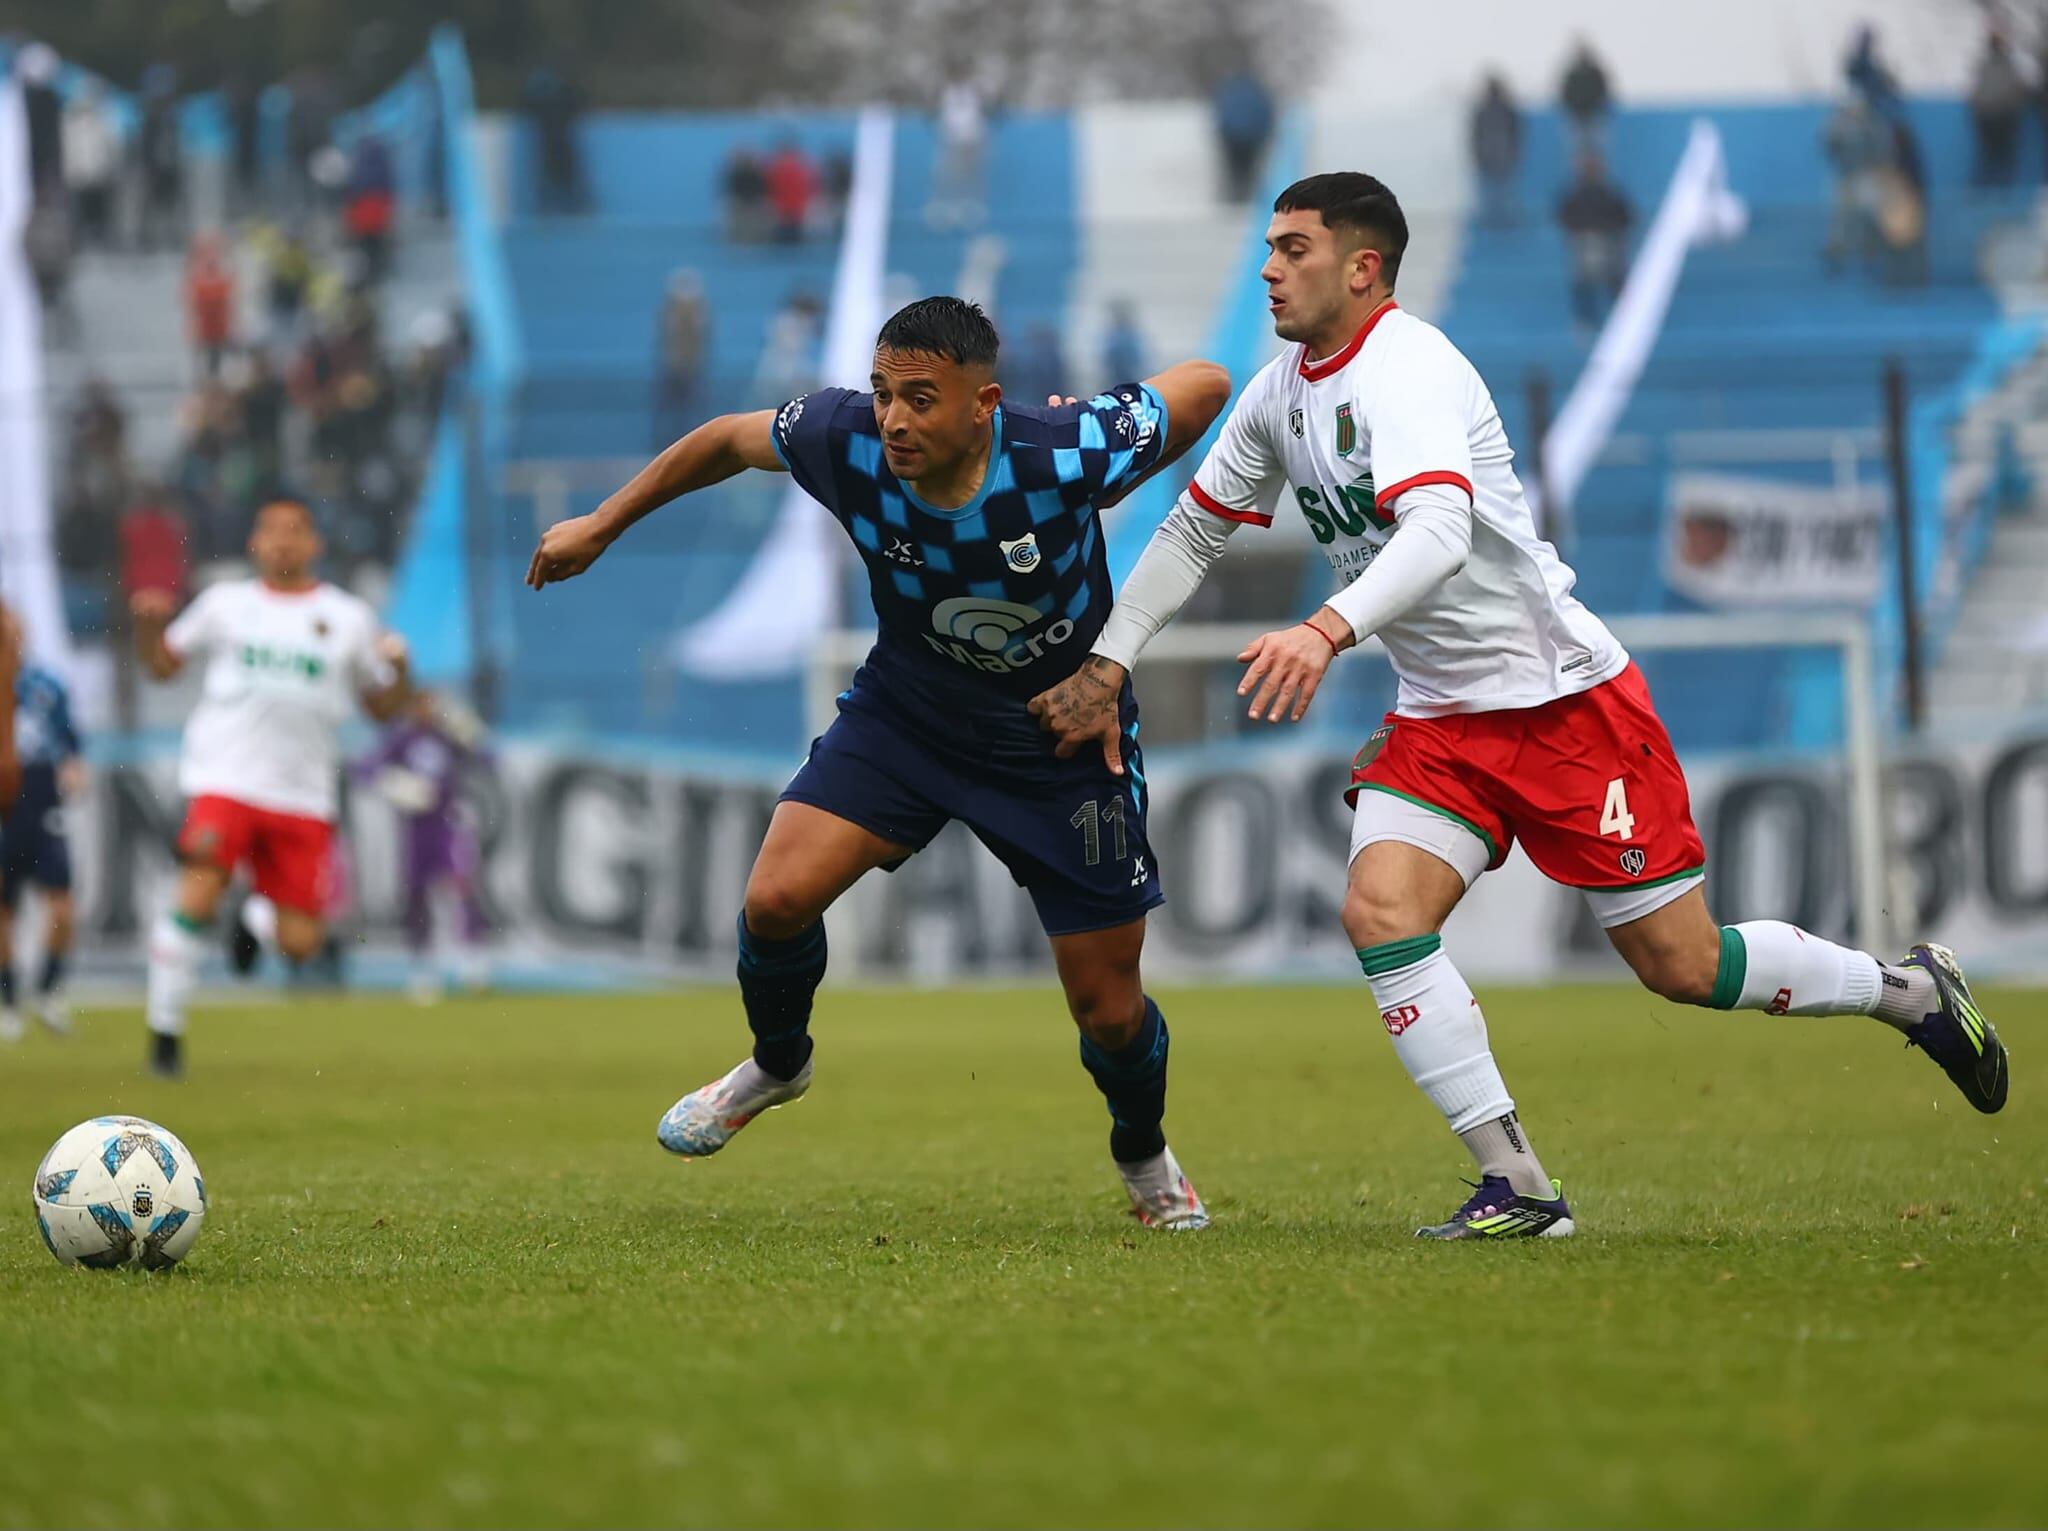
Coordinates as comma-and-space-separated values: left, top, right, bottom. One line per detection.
1028, 655, 1129, 776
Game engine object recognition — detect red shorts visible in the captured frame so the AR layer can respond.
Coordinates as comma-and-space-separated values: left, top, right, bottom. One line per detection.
177, 795, 336, 914
1347, 663, 1706, 891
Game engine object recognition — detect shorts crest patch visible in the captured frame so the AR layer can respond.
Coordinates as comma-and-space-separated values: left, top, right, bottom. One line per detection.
1352, 724, 1394, 774
1619, 847, 1647, 878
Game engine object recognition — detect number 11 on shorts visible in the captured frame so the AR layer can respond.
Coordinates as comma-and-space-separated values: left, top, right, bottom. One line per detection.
1600, 777, 1636, 841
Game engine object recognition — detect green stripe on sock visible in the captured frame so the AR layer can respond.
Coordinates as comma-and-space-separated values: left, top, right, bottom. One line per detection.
1356, 933, 1443, 977
1710, 925, 1747, 1010
172, 912, 211, 935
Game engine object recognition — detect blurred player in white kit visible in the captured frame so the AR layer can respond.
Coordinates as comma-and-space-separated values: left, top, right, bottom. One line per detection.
132, 497, 412, 1077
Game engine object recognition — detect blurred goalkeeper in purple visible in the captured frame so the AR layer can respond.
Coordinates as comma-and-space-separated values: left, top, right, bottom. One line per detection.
356, 692, 491, 995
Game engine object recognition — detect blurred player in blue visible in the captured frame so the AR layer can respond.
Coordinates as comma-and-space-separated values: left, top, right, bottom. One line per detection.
0, 610, 84, 1042
529, 297, 1229, 1228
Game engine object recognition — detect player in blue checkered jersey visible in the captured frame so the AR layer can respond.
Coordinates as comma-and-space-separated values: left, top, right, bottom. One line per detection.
0, 610, 83, 1043
530, 297, 1230, 1228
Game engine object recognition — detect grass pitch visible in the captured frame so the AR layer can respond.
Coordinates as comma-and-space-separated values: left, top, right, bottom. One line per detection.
0, 982, 2042, 1529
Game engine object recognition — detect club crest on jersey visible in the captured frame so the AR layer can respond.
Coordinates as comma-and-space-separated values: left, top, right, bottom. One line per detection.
1335, 403, 1357, 456
1619, 848, 1647, 878
1289, 407, 1304, 439
1000, 535, 1042, 573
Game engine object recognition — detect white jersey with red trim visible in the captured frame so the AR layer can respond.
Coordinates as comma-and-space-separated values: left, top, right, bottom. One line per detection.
1188, 303, 1627, 716
164, 579, 393, 822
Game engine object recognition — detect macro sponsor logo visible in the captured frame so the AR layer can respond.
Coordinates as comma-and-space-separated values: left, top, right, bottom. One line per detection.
924, 596, 1075, 674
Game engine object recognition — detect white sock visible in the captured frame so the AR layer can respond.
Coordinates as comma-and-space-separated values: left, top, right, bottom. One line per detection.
1459, 1113, 1553, 1200
146, 912, 205, 1038
1717, 921, 1931, 1032
241, 894, 279, 948
1360, 935, 1552, 1199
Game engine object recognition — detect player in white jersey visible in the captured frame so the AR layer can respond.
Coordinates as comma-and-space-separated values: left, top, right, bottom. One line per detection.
1033, 172, 2008, 1237
132, 498, 411, 1077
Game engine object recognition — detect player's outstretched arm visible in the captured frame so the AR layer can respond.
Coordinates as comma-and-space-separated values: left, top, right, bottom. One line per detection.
359, 634, 414, 722
1090, 361, 1231, 512
527, 410, 784, 589
130, 589, 184, 682
1139, 359, 1232, 475
1238, 486, 1474, 723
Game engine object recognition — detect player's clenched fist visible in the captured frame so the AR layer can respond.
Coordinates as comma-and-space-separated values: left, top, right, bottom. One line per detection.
1236, 609, 1351, 723
527, 513, 616, 589
130, 588, 178, 625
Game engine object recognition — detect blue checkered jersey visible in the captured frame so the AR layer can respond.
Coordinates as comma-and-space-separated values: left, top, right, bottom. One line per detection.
771, 383, 1169, 720
13, 663, 80, 803
15, 665, 79, 770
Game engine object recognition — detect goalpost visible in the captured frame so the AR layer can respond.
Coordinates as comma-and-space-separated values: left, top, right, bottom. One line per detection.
806, 611, 1891, 965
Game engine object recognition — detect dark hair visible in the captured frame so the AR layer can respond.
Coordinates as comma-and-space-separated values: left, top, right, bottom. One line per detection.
253, 495, 317, 530
875, 296, 1000, 369
1273, 173, 1409, 287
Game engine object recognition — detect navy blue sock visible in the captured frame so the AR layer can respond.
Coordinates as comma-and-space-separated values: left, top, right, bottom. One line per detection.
0, 963, 14, 1008
1079, 996, 1170, 1165
737, 912, 826, 1081
38, 950, 65, 995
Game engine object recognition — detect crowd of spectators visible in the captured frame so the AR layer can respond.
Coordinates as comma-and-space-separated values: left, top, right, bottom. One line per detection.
1463, 19, 2048, 323
1822, 28, 1931, 284
1458, 43, 1635, 325
16, 63, 465, 695
55, 236, 465, 647
720, 139, 850, 243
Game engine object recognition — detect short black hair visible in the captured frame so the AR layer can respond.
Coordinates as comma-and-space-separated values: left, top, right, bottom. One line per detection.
1273, 173, 1409, 287
875, 296, 1000, 369
253, 495, 318, 530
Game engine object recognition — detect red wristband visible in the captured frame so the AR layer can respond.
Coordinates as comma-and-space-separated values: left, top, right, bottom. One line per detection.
1303, 621, 1342, 657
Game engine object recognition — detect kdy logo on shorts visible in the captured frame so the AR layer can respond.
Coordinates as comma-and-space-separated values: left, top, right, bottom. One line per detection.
1619, 847, 1647, 878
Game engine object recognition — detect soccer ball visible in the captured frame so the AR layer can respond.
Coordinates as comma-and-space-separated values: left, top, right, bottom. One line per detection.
31, 1116, 208, 1269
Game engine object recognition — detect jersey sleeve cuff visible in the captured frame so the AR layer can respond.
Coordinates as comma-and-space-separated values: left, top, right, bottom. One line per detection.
1142, 382, 1170, 472
1375, 471, 1473, 511
1189, 479, 1272, 527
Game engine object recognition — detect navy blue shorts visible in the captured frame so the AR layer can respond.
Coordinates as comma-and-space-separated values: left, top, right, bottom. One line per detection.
781, 691, 1163, 938
0, 795, 72, 907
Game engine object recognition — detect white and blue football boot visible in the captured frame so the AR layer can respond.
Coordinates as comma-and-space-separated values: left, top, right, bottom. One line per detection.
656, 1055, 812, 1157
1118, 1145, 1211, 1231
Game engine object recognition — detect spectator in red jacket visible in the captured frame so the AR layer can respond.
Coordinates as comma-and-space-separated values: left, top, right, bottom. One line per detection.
184, 233, 236, 379
764, 141, 818, 243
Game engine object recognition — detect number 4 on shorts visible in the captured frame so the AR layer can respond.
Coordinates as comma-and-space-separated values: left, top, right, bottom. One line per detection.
1600, 776, 1636, 841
